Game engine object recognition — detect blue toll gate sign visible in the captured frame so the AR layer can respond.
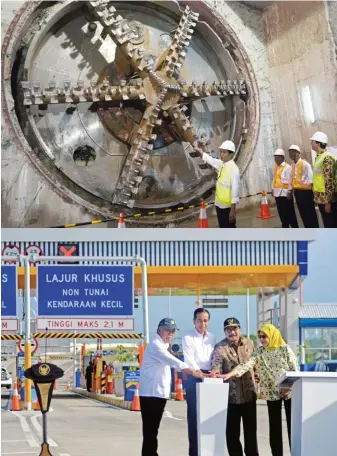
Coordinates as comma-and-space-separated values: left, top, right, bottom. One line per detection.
37, 265, 134, 317
1, 266, 18, 317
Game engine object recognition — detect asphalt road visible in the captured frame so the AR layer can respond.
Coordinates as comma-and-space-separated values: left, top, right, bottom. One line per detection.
1, 392, 291, 456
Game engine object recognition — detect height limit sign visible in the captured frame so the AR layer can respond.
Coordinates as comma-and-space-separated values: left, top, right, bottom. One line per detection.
18, 338, 38, 355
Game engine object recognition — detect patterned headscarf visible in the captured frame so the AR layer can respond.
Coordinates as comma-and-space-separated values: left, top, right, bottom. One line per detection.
258, 323, 286, 350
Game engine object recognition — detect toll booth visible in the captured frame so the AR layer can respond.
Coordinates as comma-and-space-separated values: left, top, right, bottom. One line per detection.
299, 304, 337, 370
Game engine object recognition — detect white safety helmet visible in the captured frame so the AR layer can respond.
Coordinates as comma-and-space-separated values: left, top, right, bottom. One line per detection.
219, 140, 236, 153
288, 145, 301, 153
273, 149, 285, 156
310, 131, 328, 144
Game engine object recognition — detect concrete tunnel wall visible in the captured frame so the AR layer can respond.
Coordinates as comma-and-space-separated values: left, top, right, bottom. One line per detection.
1, 1, 336, 227
264, 0, 337, 163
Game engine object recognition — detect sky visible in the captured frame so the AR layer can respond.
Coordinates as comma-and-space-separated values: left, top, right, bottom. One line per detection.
6, 230, 337, 347
132, 229, 337, 343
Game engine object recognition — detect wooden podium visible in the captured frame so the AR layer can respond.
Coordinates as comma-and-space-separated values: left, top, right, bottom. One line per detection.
277, 371, 337, 456
196, 378, 229, 456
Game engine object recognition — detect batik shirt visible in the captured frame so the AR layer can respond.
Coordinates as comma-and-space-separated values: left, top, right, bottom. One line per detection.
313, 151, 335, 205
211, 337, 258, 404
232, 344, 299, 401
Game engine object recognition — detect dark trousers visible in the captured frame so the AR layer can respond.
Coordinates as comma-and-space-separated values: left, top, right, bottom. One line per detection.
86, 378, 91, 392
226, 400, 259, 456
185, 374, 203, 456
267, 399, 291, 456
216, 206, 236, 228
294, 190, 319, 227
275, 197, 299, 228
318, 202, 337, 228
140, 396, 167, 456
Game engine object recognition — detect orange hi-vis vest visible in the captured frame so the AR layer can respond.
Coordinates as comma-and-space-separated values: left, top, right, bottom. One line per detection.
292, 159, 312, 190
273, 163, 289, 189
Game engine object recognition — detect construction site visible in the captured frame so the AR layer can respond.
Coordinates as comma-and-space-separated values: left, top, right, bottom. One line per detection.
2, 1, 336, 227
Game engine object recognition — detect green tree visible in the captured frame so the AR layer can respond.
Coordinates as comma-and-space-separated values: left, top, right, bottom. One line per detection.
242, 334, 258, 348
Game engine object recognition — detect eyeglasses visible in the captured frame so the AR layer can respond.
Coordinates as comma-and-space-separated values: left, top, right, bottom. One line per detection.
258, 334, 267, 339
162, 328, 176, 334
225, 327, 239, 333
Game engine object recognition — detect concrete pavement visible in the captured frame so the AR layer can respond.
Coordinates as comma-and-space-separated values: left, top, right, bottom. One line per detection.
1, 392, 291, 456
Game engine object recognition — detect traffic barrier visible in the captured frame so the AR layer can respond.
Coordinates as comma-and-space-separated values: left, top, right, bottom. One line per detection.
72, 387, 132, 410
131, 384, 141, 412
48, 355, 73, 360
175, 379, 184, 401
101, 371, 106, 394
118, 212, 126, 228
257, 191, 274, 219
11, 381, 21, 411
198, 200, 209, 228
1, 333, 143, 340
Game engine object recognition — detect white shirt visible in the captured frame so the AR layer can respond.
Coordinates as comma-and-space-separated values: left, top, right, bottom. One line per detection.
182, 329, 216, 371
289, 158, 313, 190
272, 161, 292, 197
139, 334, 189, 399
202, 153, 240, 208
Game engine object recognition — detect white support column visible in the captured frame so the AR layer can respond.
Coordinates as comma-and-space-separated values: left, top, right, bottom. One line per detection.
279, 288, 286, 336
246, 289, 250, 338
73, 331, 77, 387
256, 293, 262, 331
283, 288, 300, 355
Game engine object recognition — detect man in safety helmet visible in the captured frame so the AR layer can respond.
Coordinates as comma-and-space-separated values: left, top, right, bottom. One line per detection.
288, 145, 319, 227
193, 140, 240, 228
310, 131, 337, 227
272, 149, 298, 228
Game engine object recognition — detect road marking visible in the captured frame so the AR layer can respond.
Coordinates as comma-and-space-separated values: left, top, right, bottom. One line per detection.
1, 440, 26, 443
163, 410, 183, 421
30, 415, 58, 447
2, 440, 27, 443
11, 412, 39, 448
63, 365, 73, 377
2, 452, 38, 455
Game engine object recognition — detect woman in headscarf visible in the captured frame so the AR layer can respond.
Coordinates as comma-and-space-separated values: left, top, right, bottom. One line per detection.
220, 324, 299, 456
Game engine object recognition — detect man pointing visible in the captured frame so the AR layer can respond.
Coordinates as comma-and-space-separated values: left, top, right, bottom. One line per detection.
194, 140, 240, 228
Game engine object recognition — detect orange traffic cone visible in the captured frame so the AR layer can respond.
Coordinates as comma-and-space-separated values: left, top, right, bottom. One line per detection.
131, 384, 141, 411
35, 397, 41, 411
54, 380, 57, 390
257, 191, 274, 219
118, 212, 126, 228
175, 379, 184, 401
198, 201, 209, 228
66, 380, 71, 390
11, 381, 21, 411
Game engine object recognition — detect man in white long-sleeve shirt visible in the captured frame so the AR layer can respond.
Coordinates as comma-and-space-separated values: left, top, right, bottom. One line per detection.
193, 140, 240, 228
139, 318, 193, 456
182, 308, 216, 456
272, 149, 298, 228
